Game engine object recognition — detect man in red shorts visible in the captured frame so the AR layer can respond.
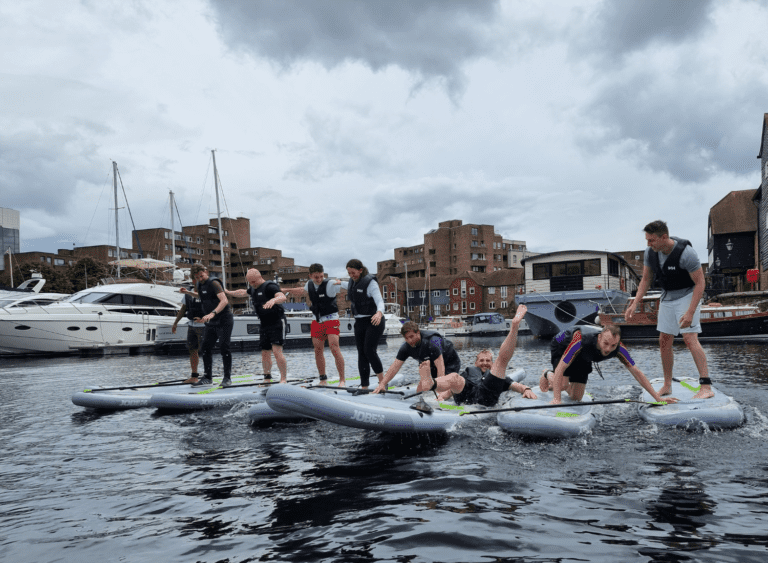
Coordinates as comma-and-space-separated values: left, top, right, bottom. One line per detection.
304, 263, 345, 386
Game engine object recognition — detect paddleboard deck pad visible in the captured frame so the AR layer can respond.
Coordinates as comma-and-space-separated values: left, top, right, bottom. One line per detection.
71, 374, 264, 410
637, 377, 744, 429
496, 386, 597, 438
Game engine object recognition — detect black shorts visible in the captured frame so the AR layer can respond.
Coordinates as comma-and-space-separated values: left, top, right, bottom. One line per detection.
455, 372, 507, 407
260, 318, 286, 350
550, 352, 591, 385
186, 326, 205, 352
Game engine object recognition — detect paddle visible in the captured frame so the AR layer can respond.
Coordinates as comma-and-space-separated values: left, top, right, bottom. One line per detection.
305, 385, 405, 396
459, 398, 667, 416
84, 379, 189, 393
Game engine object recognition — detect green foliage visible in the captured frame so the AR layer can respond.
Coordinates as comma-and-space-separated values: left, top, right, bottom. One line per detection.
0, 261, 74, 294
67, 258, 110, 292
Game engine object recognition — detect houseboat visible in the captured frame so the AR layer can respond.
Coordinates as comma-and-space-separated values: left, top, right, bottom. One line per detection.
515, 251, 639, 338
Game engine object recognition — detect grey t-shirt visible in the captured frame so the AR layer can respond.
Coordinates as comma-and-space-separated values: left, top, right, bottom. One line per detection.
644, 240, 701, 301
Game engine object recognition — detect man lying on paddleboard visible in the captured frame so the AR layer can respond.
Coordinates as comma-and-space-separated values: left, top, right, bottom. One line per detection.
540, 325, 679, 405
394, 305, 536, 407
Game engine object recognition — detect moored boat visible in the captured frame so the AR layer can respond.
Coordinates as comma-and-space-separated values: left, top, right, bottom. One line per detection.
599, 294, 768, 341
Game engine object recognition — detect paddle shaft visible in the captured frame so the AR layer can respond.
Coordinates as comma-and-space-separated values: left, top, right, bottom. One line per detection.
86, 379, 189, 393
460, 398, 662, 416
305, 385, 405, 396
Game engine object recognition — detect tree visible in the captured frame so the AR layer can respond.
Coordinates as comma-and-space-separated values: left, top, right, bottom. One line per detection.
67, 257, 110, 292
0, 260, 73, 294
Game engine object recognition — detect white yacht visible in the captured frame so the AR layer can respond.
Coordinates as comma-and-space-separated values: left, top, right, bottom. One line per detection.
424, 316, 470, 337
0, 283, 183, 355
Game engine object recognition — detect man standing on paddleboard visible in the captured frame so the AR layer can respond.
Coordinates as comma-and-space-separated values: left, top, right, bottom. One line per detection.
224, 268, 288, 384
625, 220, 714, 400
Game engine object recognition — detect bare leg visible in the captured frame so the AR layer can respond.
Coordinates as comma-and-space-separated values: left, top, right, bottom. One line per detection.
328, 333, 345, 385
539, 368, 553, 392
491, 305, 526, 377
682, 333, 713, 399
658, 332, 675, 395
272, 345, 288, 383
434, 372, 466, 401
566, 382, 586, 401
416, 360, 435, 393
261, 349, 273, 377
312, 337, 327, 384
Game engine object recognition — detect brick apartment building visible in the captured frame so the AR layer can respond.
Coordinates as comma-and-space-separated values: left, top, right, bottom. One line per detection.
378, 219, 530, 281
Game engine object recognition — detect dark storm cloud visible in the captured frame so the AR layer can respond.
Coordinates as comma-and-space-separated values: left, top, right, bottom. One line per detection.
575, 0, 763, 182
207, 0, 501, 98
594, 0, 714, 55
0, 128, 106, 212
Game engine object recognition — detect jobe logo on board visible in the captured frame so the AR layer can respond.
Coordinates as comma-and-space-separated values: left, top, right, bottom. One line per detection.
350, 410, 385, 424
119, 399, 147, 407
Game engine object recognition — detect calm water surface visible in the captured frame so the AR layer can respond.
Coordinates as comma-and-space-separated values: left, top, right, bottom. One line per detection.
1, 336, 767, 562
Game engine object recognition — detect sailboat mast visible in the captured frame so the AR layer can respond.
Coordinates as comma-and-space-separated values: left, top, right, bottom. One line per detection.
211, 150, 226, 287
169, 190, 176, 267
113, 161, 121, 278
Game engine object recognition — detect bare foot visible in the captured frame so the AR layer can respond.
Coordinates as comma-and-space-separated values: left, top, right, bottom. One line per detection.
337, 379, 346, 388
280, 378, 287, 384
657, 385, 672, 396
539, 368, 552, 392
418, 360, 435, 392
693, 386, 715, 399
319, 378, 328, 386
512, 304, 527, 325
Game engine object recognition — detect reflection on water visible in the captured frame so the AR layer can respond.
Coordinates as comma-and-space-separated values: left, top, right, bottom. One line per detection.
1, 340, 768, 562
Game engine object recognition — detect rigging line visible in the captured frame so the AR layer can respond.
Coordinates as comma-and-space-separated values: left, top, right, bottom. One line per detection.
115, 166, 150, 281
173, 198, 195, 264
81, 168, 112, 247
215, 169, 248, 282
196, 156, 212, 226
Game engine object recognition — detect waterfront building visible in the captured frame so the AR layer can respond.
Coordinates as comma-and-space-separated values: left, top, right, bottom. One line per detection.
753, 112, 768, 290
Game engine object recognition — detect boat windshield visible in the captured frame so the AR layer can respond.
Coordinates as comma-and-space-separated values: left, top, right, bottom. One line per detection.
0, 298, 21, 308
65, 292, 112, 304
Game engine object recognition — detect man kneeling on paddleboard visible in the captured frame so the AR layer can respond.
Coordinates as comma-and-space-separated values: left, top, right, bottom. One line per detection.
405, 305, 537, 407
540, 325, 679, 405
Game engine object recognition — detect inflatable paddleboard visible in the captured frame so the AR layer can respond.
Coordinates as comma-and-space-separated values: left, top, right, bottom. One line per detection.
265, 368, 527, 433
247, 383, 418, 424
496, 386, 597, 438
147, 376, 309, 411
637, 377, 744, 429
71, 374, 262, 410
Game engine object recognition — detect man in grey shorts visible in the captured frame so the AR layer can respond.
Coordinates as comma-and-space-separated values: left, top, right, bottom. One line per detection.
625, 220, 713, 399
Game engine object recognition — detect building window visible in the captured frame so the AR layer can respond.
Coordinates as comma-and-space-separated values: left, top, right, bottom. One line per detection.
469, 287, 475, 295
512, 255, 517, 264
471, 240, 478, 247
164, 232, 169, 239
408, 291, 414, 298
489, 302, 495, 309
461, 301, 467, 314
445, 290, 449, 296
501, 301, 507, 308
471, 228, 478, 235
488, 287, 495, 294
500, 286, 507, 298
390, 292, 395, 299
453, 287, 458, 295
470, 302, 475, 310
419, 291, 425, 298
432, 290, 440, 297
453, 303, 459, 311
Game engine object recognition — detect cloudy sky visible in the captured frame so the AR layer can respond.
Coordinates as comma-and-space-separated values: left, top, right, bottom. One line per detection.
2, 0, 767, 276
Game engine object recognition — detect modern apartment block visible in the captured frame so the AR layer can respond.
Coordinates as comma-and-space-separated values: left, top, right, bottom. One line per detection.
377, 219, 527, 282
1, 208, 20, 270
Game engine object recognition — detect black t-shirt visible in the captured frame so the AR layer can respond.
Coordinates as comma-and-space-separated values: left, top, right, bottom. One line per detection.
396, 332, 461, 376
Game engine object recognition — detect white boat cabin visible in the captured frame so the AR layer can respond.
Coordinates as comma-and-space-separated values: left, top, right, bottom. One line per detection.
521, 250, 640, 295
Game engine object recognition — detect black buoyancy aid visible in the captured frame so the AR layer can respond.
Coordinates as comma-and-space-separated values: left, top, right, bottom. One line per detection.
463, 365, 487, 386
250, 281, 285, 317
551, 325, 618, 366
307, 280, 338, 321
347, 274, 377, 316
197, 277, 231, 316
184, 293, 205, 321
648, 237, 695, 291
